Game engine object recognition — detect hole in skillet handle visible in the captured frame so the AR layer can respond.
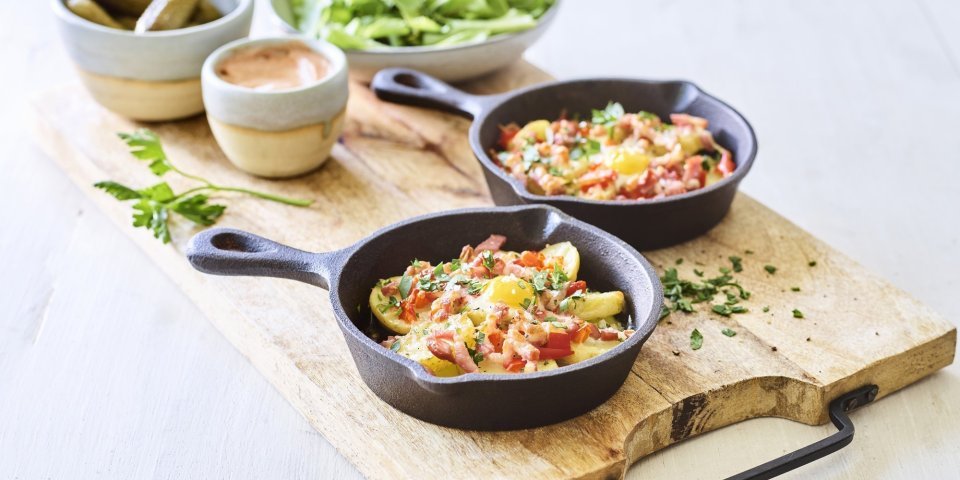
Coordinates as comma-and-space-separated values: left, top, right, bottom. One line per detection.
371, 67, 492, 119
185, 227, 332, 289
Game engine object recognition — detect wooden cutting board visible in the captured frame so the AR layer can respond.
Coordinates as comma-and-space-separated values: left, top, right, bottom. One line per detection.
31, 61, 955, 480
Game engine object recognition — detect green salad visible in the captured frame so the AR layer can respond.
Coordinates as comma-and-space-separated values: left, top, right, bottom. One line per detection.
290, 0, 555, 49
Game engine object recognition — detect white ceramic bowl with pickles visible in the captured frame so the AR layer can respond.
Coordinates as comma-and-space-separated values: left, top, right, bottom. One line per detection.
52, 0, 254, 121
201, 36, 349, 178
268, 0, 560, 83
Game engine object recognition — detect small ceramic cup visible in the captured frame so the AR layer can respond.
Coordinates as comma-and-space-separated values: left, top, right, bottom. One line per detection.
52, 0, 254, 121
201, 36, 349, 178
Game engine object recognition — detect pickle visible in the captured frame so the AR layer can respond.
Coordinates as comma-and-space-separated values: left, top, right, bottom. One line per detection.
67, 0, 124, 29
135, 0, 200, 32
116, 15, 138, 29
96, 0, 152, 16
189, 0, 221, 24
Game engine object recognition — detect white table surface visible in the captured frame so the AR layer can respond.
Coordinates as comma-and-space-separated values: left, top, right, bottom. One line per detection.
2, 1, 959, 479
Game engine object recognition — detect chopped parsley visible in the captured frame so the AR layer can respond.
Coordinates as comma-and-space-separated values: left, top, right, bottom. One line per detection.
481, 250, 496, 271
721, 328, 737, 337
728, 256, 743, 273
690, 329, 703, 350
712, 304, 748, 317
762, 306, 770, 313
791, 286, 801, 292
792, 309, 804, 319
808, 260, 817, 267
377, 295, 401, 313
764, 265, 777, 274
676, 258, 684, 265
660, 267, 751, 319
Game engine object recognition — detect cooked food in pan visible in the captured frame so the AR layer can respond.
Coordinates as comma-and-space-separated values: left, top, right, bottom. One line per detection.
493, 102, 736, 200
371, 235, 633, 376
65, 0, 223, 31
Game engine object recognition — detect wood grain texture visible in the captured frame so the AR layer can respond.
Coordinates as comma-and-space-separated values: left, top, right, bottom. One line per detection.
29, 60, 955, 479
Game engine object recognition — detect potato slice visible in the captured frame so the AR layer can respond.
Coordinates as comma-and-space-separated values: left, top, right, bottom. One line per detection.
369, 276, 410, 334
558, 338, 621, 366
540, 241, 580, 280
570, 291, 625, 322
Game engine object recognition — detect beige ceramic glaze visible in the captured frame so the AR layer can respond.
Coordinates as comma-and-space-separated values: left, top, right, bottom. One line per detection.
52, 0, 253, 121
207, 109, 345, 178
77, 70, 203, 121
202, 36, 349, 178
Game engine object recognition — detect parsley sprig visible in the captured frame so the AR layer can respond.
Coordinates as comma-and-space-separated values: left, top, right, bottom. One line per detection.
94, 130, 312, 243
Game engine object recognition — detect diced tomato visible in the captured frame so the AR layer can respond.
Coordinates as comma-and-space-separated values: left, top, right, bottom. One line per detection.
505, 358, 525, 372
518, 250, 544, 268
413, 289, 437, 309
400, 300, 417, 323
487, 330, 504, 353
565, 280, 587, 296
572, 325, 592, 344
718, 150, 735, 176
498, 124, 520, 149
546, 332, 571, 351
536, 346, 573, 360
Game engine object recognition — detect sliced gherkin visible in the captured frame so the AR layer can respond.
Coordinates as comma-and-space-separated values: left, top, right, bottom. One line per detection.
67, 0, 124, 29
96, 0, 152, 16
135, 0, 200, 32
189, 0, 221, 25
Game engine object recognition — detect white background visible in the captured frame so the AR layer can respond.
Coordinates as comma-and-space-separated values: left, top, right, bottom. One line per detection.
2, 0, 958, 478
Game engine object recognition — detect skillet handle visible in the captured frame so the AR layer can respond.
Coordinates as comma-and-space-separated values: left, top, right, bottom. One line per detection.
185, 228, 340, 290
371, 68, 497, 119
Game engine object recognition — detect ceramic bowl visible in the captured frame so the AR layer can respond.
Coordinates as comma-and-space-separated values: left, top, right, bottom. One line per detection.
267, 0, 560, 83
52, 0, 254, 121
201, 36, 349, 178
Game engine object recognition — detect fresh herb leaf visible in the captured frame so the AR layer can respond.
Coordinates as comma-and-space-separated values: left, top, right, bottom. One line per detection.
481, 250, 496, 271
676, 258, 684, 265
721, 328, 737, 337
690, 329, 703, 350
532, 271, 548, 293
466, 280, 484, 295
763, 306, 770, 313
792, 309, 804, 319
808, 260, 817, 267
728, 256, 743, 273
791, 286, 801, 292
693, 269, 704, 277
764, 265, 777, 274
97, 130, 312, 244
398, 275, 413, 298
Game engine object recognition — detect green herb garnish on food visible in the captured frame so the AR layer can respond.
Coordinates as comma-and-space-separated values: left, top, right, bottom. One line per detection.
94, 129, 311, 244
690, 329, 703, 350
291, 0, 555, 49
721, 328, 737, 337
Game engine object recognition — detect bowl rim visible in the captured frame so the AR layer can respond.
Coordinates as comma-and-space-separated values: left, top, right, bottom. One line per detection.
468, 77, 759, 207
328, 204, 664, 386
201, 35, 348, 96
51, 0, 253, 37
268, 0, 560, 55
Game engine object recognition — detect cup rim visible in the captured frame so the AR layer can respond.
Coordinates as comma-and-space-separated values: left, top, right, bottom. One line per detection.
51, 0, 253, 37
202, 35, 348, 96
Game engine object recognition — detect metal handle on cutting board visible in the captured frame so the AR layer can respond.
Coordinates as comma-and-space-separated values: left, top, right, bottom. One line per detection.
726, 384, 879, 480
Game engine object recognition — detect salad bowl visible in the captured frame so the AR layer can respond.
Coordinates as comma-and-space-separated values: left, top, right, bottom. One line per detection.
268, 0, 560, 82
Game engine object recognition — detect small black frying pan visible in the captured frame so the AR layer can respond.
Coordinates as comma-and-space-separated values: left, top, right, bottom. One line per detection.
371, 68, 758, 250
186, 205, 663, 430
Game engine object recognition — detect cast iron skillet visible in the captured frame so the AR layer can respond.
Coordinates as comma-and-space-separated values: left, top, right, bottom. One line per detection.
371, 68, 758, 250
186, 205, 663, 430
